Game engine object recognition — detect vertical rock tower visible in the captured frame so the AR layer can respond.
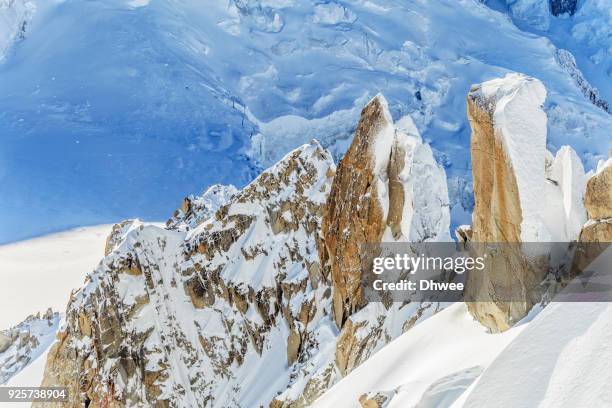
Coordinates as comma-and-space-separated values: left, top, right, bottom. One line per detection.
321, 94, 450, 328
464, 74, 551, 332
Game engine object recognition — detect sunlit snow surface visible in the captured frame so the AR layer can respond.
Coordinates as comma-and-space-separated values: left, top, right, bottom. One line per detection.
0, 0, 610, 242
314, 248, 612, 407
0, 224, 111, 329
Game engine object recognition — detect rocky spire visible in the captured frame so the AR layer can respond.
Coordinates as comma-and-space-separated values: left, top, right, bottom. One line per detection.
320, 94, 450, 328
464, 74, 552, 332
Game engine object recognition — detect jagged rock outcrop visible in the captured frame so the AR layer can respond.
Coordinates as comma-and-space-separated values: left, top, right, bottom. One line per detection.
37, 141, 337, 407
104, 219, 143, 256
0, 309, 58, 384
321, 95, 450, 329
465, 74, 556, 332
359, 391, 390, 408
272, 97, 451, 406
460, 73, 600, 332
584, 158, 612, 222
554, 49, 610, 114
166, 184, 238, 231
37, 97, 453, 407
320, 95, 389, 329
575, 155, 612, 268
579, 219, 612, 243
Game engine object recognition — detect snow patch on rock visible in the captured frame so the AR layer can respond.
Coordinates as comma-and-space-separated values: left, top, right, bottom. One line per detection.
0, 310, 59, 384
366, 94, 451, 242
166, 184, 238, 232
545, 145, 588, 241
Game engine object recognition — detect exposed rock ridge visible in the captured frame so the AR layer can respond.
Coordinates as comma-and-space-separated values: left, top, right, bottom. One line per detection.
37, 98, 453, 407
271, 98, 451, 406
36, 141, 337, 407
0, 309, 58, 385
321, 95, 391, 329
549, 0, 577, 16
166, 184, 238, 232
555, 49, 610, 114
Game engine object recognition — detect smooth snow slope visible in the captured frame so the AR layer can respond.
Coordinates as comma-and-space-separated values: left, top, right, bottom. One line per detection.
0, 225, 111, 329
461, 248, 612, 408
312, 303, 526, 408
315, 248, 612, 408
1, 0, 610, 243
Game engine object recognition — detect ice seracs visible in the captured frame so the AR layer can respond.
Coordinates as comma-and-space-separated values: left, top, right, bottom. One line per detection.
0, 0, 35, 61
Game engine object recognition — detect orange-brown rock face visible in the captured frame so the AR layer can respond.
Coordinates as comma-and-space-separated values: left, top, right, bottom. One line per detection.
273, 96, 451, 406
580, 219, 612, 241
464, 74, 550, 332
321, 95, 392, 328
321, 92, 452, 330
576, 155, 612, 268
584, 159, 612, 222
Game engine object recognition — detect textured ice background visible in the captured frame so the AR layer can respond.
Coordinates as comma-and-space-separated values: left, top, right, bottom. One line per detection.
0, 0, 610, 243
